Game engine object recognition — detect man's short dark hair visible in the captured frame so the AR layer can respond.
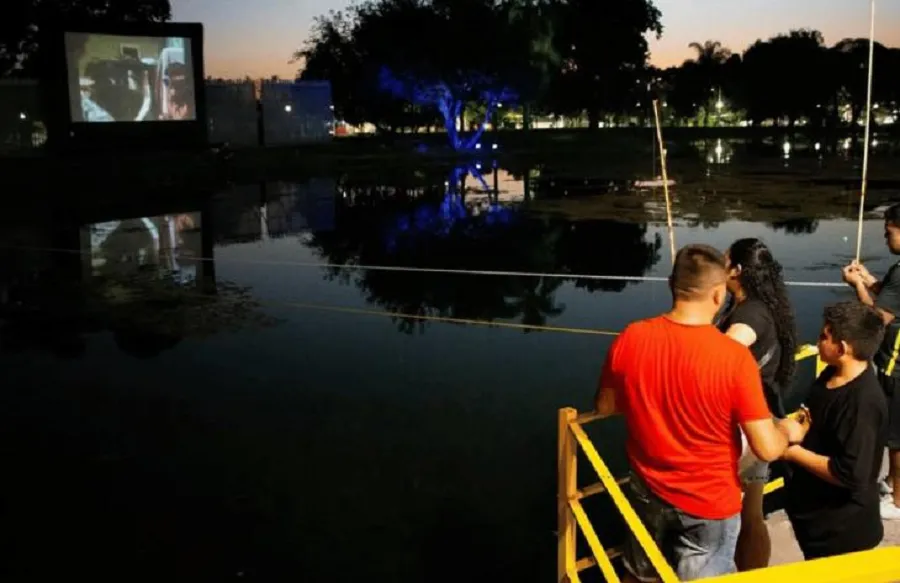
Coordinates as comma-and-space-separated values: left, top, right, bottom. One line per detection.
823, 301, 885, 361
670, 244, 727, 301
885, 204, 900, 228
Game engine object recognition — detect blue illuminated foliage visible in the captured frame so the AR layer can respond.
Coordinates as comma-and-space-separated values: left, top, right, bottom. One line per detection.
378, 67, 517, 151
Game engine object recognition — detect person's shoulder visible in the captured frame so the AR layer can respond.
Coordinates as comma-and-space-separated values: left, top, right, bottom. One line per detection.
614, 316, 671, 351
621, 315, 665, 336
885, 262, 900, 282
733, 298, 774, 323
853, 368, 889, 410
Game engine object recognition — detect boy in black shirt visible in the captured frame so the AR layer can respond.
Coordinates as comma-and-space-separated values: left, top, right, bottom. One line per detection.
785, 301, 888, 559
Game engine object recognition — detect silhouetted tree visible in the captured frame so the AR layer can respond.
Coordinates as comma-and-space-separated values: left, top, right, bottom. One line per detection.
299, 0, 900, 130
0, 0, 172, 77
832, 38, 895, 128
544, 0, 662, 126
739, 29, 832, 127
690, 40, 731, 66
663, 41, 732, 124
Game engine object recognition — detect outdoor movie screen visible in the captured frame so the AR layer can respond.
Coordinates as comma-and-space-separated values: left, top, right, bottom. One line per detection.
65, 32, 197, 123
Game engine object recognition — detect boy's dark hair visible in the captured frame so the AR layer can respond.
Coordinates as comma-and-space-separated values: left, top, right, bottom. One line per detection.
670, 244, 727, 301
885, 204, 900, 228
823, 301, 885, 361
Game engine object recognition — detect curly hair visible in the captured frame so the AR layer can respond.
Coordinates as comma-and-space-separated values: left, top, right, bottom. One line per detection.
728, 238, 797, 388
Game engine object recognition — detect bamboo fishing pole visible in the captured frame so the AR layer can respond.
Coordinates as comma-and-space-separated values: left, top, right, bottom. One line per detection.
652, 99, 676, 265
855, 0, 876, 262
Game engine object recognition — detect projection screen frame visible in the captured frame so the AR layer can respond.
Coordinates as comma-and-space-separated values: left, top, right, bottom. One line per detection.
42, 22, 207, 153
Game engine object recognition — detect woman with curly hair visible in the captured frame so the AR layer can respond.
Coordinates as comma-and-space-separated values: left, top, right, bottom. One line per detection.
717, 238, 798, 572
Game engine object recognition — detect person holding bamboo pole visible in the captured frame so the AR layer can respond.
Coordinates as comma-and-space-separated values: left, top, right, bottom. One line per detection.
842, 203, 900, 520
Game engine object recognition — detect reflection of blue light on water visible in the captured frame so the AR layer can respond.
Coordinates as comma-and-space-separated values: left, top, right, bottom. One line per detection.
380, 166, 519, 252
413, 206, 433, 229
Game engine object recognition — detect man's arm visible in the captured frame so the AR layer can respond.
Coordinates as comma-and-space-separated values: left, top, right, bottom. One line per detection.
853, 281, 895, 324
852, 262, 880, 292
788, 399, 883, 489
594, 384, 618, 418
732, 349, 802, 461
850, 265, 898, 325
783, 446, 843, 486
742, 418, 801, 462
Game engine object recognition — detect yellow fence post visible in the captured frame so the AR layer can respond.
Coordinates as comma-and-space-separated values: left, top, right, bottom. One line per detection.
558, 407, 578, 583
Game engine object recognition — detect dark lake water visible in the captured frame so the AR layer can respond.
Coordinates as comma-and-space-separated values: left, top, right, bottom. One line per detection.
1, 143, 900, 581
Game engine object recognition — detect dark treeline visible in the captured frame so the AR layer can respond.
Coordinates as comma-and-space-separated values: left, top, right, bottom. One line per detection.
297, 0, 900, 132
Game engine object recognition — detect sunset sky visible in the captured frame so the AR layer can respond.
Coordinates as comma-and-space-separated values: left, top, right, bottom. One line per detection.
171, 0, 900, 80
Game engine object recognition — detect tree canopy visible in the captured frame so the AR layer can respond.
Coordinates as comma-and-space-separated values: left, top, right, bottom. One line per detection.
297, 0, 561, 138
298, 0, 900, 131
0, 0, 172, 77
297, 0, 659, 133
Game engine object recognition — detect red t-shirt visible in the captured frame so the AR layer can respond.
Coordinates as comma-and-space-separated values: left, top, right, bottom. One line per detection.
600, 315, 771, 519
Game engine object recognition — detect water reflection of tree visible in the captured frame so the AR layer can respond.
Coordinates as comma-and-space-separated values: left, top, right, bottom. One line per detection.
308, 180, 662, 334
767, 218, 820, 235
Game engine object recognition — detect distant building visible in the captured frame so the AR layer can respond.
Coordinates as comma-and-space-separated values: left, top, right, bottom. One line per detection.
206, 79, 259, 146
260, 80, 334, 145
0, 79, 46, 153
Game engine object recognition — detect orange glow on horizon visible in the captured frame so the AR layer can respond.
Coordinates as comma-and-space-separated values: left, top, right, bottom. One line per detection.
204, 33, 900, 80
184, 0, 900, 81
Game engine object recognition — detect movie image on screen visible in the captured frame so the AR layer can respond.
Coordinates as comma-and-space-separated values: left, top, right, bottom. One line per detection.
83, 213, 202, 285
65, 33, 197, 123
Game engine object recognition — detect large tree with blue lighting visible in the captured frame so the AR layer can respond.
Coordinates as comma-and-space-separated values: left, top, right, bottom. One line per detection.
299, 0, 557, 147
370, 0, 557, 149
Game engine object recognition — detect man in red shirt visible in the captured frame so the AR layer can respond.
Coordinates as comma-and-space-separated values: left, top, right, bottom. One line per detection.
594, 244, 808, 581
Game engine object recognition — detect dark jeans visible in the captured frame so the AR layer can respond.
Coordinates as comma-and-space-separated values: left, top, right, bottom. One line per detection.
621, 472, 741, 582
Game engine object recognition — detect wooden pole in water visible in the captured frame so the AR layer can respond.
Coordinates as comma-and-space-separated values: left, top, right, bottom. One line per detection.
855, 0, 876, 262
652, 100, 676, 265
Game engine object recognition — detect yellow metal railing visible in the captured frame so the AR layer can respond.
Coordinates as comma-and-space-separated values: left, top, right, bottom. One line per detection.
558, 343, 900, 583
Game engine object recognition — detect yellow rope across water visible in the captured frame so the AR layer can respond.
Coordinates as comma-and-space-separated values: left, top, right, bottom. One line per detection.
278, 300, 622, 336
